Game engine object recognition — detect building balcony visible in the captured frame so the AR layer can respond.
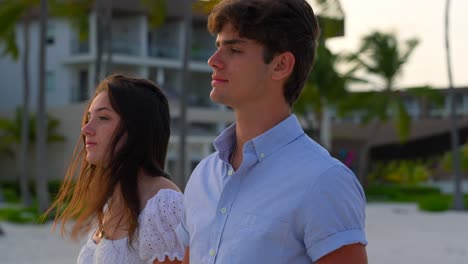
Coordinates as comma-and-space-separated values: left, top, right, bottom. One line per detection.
191, 46, 215, 62
112, 39, 140, 56
149, 46, 180, 59
71, 40, 90, 55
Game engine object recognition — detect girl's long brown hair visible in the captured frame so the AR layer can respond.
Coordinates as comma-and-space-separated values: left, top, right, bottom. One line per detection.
47, 74, 171, 243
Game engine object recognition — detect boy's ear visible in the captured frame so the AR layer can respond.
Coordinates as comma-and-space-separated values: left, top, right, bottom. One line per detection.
271, 51, 295, 81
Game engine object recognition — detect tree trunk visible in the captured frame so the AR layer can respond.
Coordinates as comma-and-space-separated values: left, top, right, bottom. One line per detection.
103, 0, 112, 76
445, 0, 464, 210
35, 0, 50, 213
94, 0, 104, 85
320, 103, 332, 150
177, 0, 192, 189
357, 121, 380, 187
19, 15, 33, 207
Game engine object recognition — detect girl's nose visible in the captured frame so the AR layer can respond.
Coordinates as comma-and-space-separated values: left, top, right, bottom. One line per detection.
81, 122, 95, 136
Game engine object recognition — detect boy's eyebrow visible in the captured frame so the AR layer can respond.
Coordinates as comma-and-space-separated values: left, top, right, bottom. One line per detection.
216, 38, 247, 47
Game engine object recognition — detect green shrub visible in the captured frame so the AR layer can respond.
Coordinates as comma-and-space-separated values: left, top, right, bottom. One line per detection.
365, 184, 441, 202
0, 206, 43, 224
465, 194, 468, 210
2, 187, 20, 203
441, 143, 468, 172
48, 179, 63, 199
417, 195, 452, 212
369, 160, 431, 185
0, 179, 63, 201
365, 184, 464, 212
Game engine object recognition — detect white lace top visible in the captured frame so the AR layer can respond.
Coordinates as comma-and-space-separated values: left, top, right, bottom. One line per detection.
77, 189, 185, 264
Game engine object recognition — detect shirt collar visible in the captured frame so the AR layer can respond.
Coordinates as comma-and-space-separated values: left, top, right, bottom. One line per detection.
213, 122, 237, 162
214, 114, 304, 162
251, 114, 304, 161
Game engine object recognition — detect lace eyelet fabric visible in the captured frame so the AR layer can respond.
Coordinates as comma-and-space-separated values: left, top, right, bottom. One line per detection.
77, 189, 185, 264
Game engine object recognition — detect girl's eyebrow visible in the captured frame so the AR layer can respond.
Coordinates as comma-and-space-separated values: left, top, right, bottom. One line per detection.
87, 107, 113, 116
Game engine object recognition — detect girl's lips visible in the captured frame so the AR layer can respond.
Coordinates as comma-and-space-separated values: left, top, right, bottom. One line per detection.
86, 142, 97, 148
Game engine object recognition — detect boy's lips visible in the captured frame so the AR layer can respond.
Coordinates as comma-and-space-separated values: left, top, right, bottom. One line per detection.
212, 76, 228, 86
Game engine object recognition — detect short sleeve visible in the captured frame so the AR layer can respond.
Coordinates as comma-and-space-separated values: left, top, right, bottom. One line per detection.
302, 165, 367, 262
138, 189, 185, 263
175, 205, 190, 248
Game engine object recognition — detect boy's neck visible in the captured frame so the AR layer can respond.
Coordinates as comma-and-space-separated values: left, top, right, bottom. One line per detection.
234, 105, 290, 150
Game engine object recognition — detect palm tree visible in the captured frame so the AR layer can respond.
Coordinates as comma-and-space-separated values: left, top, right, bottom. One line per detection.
94, 0, 106, 84
35, 0, 49, 213
0, 109, 65, 201
0, 0, 88, 208
164, 0, 192, 188
19, 8, 32, 206
0, 109, 65, 156
292, 0, 354, 150
294, 44, 362, 149
342, 31, 442, 185
0, 0, 36, 207
93, 0, 167, 83
444, 0, 464, 210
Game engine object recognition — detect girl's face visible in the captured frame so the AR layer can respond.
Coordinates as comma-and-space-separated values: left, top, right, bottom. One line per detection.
81, 92, 121, 166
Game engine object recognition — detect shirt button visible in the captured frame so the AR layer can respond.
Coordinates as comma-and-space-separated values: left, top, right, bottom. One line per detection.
260, 153, 265, 159
227, 169, 233, 176
209, 249, 216, 256
220, 207, 227, 214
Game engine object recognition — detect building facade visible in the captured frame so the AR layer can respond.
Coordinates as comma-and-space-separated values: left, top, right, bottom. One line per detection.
1, 1, 467, 186
0, 2, 233, 187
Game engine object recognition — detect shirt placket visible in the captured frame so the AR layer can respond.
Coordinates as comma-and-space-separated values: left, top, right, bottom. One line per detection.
207, 162, 241, 264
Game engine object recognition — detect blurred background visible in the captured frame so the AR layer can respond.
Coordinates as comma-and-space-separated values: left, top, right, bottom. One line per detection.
0, 0, 467, 263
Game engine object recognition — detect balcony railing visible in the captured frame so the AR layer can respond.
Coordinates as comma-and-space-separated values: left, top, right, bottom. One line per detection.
112, 40, 140, 56
148, 46, 180, 59
70, 86, 89, 103
191, 46, 215, 62
70, 39, 140, 56
71, 40, 90, 55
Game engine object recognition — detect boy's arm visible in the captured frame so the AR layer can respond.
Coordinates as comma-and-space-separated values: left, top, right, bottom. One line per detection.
316, 244, 367, 264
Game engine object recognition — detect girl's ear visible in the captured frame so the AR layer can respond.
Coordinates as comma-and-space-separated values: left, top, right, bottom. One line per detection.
271, 51, 295, 81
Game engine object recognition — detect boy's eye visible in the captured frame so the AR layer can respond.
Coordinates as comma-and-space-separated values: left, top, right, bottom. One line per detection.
230, 48, 241, 53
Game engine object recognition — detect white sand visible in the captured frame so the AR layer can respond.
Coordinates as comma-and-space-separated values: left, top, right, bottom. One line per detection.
0, 222, 82, 264
0, 203, 467, 264
366, 203, 468, 264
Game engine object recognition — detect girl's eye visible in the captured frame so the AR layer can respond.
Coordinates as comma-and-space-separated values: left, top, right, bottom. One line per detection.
99, 116, 110, 121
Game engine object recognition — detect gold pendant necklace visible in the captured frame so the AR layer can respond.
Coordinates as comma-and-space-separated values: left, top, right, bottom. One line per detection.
97, 226, 106, 239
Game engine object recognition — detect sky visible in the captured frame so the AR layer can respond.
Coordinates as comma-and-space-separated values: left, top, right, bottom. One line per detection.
309, 0, 468, 90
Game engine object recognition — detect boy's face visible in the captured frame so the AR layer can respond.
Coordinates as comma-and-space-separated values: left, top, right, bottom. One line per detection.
208, 23, 275, 109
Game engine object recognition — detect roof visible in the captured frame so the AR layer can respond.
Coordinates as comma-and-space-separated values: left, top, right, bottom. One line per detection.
19, 0, 207, 21
333, 117, 468, 146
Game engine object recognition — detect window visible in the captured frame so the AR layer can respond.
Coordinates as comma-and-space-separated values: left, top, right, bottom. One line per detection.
46, 71, 55, 92
77, 70, 89, 101
47, 23, 55, 45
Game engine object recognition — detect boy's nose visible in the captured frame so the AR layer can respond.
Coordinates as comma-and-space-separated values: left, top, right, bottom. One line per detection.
208, 49, 224, 70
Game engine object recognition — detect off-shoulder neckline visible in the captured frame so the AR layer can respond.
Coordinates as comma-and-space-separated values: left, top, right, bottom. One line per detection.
91, 188, 182, 244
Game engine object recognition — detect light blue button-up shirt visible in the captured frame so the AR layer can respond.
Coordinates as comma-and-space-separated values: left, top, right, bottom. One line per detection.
177, 115, 367, 264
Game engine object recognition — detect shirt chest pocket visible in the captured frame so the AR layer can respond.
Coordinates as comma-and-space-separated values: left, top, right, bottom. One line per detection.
227, 214, 290, 264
